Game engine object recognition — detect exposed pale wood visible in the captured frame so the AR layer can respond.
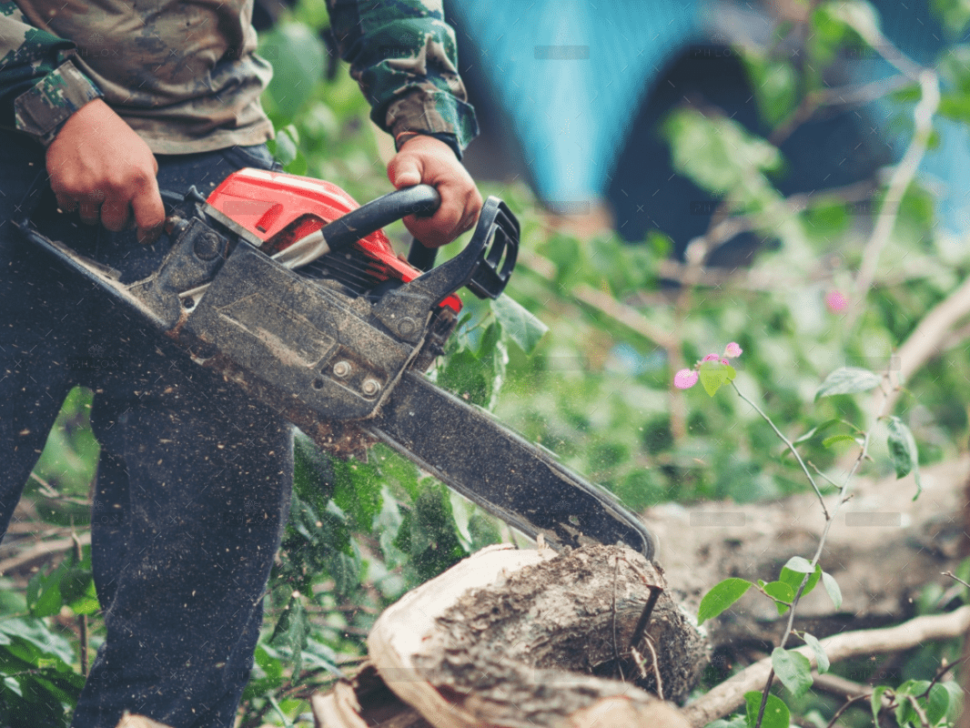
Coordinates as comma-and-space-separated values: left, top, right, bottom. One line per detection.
367, 544, 559, 728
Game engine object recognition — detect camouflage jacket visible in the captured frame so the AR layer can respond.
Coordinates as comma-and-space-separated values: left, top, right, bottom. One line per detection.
0, 0, 477, 156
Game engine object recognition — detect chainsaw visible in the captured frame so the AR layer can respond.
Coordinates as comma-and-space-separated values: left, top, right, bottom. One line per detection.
15, 169, 655, 559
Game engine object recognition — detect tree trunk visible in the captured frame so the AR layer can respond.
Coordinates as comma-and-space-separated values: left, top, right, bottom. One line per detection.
315, 543, 705, 728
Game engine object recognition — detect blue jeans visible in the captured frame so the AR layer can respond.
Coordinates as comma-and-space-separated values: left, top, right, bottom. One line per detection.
0, 132, 293, 728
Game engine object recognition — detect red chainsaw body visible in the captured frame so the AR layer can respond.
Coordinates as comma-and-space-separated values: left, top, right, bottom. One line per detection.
206, 168, 460, 311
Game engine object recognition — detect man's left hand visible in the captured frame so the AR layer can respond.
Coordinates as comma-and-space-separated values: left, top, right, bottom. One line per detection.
387, 135, 483, 248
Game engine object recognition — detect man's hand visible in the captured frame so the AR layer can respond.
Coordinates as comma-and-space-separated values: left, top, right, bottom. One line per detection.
46, 98, 166, 245
386, 135, 483, 248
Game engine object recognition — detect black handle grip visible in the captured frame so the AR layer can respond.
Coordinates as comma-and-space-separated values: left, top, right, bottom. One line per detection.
320, 184, 440, 253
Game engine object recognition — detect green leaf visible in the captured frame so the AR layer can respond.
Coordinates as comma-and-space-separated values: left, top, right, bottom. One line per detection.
401, 483, 470, 581
270, 125, 299, 167
887, 416, 922, 499
932, 0, 970, 36
792, 419, 848, 445
327, 550, 361, 597
0, 618, 74, 665
815, 367, 882, 400
491, 295, 548, 354
743, 53, 798, 125
822, 434, 860, 449
927, 682, 950, 725
255, 644, 283, 682
762, 581, 795, 615
871, 685, 888, 723
699, 361, 736, 398
822, 571, 842, 610
663, 108, 782, 199
468, 512, 502, 552
332, 457, 383, 533
779, 564, 821, 600
26, 560, 68, 618
801, 632, 829, 674
896, 694, 918, 727
697, 578, 752, 625
3, 676, 22, 697
943, 680, 964, 722
744, 691, 790, 728
771, 647, 813, 698
783, 556, 814, 574
270, 598, 309, 681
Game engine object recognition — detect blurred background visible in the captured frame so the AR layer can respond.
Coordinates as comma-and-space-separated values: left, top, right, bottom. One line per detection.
5, 0, 970, 725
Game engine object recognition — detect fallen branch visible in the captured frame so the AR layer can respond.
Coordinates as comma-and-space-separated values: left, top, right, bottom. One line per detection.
849, 70, 940, 327
881, 274, 970, 414
682, 606, 970, 727
0, 533, 91, 576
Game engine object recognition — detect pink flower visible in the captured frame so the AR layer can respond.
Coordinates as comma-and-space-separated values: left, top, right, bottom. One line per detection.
721, 359, 730, 366
825, 290, 847, 313
724, 342, 742, 358
702, 353, 720, 362
674, 369, 699, 389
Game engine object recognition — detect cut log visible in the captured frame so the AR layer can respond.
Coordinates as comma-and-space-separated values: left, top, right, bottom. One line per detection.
351, 543, 704, 728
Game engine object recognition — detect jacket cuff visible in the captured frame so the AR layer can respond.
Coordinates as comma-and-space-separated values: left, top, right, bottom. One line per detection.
388, 88, 479, 160
14, 59, 104, 147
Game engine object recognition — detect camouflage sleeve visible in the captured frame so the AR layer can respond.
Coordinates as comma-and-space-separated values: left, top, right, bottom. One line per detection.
325, 0, 478, 158
0, 1, 103, 146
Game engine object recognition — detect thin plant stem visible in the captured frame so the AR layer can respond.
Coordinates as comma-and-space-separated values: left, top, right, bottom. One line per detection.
744, 378, 892, 728
730, 382, 827, 516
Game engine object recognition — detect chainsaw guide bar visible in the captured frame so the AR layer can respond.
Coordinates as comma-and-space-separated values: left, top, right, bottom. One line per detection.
15, 169, 655, 559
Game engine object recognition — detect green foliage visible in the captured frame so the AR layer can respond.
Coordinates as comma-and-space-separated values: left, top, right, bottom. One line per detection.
822, 571, 843, 610
0, 616, 86, 727
744, 691, 790, 728
801, 633, 829, 674
887, 415, 923, 497
697, 578, 752, 625
699, 361, 737, 397
771, 647, 813, 698
814, 367, 883, 400
761, 581, 795, 615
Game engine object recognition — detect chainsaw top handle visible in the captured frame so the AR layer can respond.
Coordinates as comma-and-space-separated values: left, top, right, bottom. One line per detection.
319, 183, 518, 300
320, 184, 440, 252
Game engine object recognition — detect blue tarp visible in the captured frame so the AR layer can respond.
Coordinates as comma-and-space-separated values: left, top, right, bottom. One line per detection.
452, 0, 701, 203
454, 0, 970, 233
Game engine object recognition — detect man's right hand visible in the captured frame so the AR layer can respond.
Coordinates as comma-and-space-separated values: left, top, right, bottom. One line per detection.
46, 98, 166, 245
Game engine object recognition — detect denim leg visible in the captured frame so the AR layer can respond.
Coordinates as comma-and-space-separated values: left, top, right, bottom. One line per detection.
0, 137, 90, 544
67, 144, 292, 728
0, 133, 291, 728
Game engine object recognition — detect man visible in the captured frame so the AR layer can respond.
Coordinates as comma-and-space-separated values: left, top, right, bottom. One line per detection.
0, 1, 481, 725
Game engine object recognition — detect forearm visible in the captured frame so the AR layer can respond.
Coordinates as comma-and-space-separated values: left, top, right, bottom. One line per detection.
325, 0, 478, 157
0, 1, 102, 145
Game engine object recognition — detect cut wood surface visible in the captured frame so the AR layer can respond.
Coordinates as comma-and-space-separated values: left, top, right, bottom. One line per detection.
360, 543, 703, 728
641, 455, 970, 646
